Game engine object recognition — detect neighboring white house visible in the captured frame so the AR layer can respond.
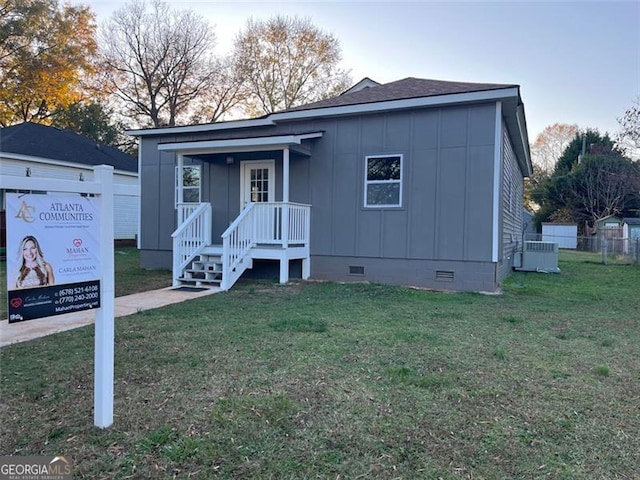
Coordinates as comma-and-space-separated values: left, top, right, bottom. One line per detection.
0, 122, 139, 255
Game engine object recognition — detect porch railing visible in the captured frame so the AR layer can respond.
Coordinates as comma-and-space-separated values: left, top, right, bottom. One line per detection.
171, 202, 212, 286
221, 203, 256, 290
221, 202, 310, 290
177, 202, 200, 225
252, 202, 311, 245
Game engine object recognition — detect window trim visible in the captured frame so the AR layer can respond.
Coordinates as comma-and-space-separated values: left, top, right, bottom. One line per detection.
175, 164, 201, 207
363, 154, 403, 208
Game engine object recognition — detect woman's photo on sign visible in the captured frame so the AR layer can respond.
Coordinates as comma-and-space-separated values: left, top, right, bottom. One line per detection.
14, 235, 55, 289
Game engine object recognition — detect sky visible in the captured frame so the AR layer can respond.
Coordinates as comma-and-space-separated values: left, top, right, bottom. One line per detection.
71, 0, 640, 142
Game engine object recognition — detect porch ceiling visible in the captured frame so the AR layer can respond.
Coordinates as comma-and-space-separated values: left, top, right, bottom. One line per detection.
157, 132, 323, 156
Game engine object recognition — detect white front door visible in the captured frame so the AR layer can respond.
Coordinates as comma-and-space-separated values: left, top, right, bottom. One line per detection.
241, 160, 275, 208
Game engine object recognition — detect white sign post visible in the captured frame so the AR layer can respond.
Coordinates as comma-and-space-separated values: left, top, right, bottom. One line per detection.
93, 165, 115, 428
2, 165, 117, 428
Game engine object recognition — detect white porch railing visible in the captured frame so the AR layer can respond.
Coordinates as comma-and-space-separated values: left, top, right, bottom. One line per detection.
171, 203, 212, 286
252, 202, 311, 245
221, 203, 256, 290
221, 202, 310, 290
177, 202, 201, 225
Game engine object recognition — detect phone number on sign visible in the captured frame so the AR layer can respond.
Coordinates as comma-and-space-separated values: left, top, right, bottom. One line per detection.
57, 284, 99, 296
56, 292, 99, 304
55, 284, 100, 304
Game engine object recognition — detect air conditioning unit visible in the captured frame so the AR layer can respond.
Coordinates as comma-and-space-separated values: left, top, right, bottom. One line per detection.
514, 241, 560, 273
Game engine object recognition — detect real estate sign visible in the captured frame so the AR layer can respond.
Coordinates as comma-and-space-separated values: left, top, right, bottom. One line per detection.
6, 193, 101, 323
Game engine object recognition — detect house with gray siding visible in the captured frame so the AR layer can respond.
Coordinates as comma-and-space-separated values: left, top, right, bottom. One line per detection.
129, 77, 532, 292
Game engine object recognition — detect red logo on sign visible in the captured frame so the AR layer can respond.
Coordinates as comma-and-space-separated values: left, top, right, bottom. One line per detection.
10, 298, 23, 308
73, 238, 83, 247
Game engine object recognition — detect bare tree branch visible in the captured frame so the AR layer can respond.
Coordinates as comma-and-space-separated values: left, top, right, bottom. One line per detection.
531, 123, 578, 175
98, 0, 224, 128
233, 15, 351, 116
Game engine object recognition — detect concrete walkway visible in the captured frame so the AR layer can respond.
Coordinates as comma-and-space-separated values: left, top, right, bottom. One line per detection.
0, 286, 220, 348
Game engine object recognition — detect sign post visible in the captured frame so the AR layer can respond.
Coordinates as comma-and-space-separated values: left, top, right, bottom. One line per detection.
3, 165, 118, 428
93, 165, 115, 428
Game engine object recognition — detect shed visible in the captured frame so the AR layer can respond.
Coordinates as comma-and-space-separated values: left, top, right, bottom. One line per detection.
541, 223, 577, 249
622, 218, 640, 240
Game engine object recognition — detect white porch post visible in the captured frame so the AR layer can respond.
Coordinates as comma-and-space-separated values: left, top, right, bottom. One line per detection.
280, 148, 290, 283
176, 154, 184, 222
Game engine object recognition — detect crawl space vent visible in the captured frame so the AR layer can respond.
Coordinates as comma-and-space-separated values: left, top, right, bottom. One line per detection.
349, 265, 365, 276
435, 270, 455, 282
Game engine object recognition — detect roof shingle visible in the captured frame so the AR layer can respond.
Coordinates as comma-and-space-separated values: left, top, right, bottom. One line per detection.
281, 77, 517, 113
0, 122, 136, 172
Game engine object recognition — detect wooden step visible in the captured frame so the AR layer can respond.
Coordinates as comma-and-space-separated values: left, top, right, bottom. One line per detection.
201, 245, 223, 255
191, 261, 222, 272
183, 269, 222, 280
177, 276, 221, 287
178, 245, 225, 288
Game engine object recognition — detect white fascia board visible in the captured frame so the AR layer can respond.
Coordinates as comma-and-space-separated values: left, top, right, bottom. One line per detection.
0, 152, 138, 177
271, 88, 520, 122
157, 132, 323, 155
516, 105, 533, 176
492, 101, 503, 263
126, 118, 275, 137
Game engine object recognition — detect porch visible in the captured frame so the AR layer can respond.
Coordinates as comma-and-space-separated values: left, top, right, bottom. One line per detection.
172, 201, 310, 290
160, 131, 321, 290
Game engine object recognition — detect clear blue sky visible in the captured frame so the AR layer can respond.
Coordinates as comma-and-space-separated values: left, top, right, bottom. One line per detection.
75, 0, 640, 142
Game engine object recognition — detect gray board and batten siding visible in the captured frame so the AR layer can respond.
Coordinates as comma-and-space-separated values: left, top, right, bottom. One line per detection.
498, 121, 525, 284
138, 100, 526, 292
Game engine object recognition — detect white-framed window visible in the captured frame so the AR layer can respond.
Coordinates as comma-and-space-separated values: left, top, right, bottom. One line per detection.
364, 154, 402, 208
175, 165, 201, 206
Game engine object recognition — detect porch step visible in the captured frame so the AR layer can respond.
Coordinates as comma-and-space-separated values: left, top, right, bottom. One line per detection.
177, 248, 224, 288
202, 245, 223, 255
176, 277, 221, 287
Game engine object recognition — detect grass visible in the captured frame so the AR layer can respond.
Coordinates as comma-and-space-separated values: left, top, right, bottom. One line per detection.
112, 247, 172, 297
1, 251, 639, 478
0, 246, 172, 320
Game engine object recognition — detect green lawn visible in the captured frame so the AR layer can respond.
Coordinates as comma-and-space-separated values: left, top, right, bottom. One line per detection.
1, 252, 638, 479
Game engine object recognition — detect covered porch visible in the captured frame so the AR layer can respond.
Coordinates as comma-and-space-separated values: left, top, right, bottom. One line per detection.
163, 132, 322, 290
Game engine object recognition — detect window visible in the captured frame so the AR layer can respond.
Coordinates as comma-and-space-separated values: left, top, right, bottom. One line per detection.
364, 154, 402, 207
175, 165, 201, 205
250, 167, 270, 202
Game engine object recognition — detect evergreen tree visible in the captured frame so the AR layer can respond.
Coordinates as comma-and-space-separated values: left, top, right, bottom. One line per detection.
533, 129, 640, 233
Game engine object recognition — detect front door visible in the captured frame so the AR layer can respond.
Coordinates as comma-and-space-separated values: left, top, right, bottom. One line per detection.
241, 160, 275, 208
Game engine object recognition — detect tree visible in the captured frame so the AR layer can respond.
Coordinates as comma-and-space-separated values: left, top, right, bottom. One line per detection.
0, 0, 98, 126
525, 123, 577, 212
531, 123, 578, 175
553, 129, 614, 175
523, 163, 545, 212
99, 0, 228, 128
569, 150, 640, 232
187, 56, 247, 123
616, 98, 640, 159
532, 129, 640, 233
233, 15, 351, 116
50, 102, 131, 151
